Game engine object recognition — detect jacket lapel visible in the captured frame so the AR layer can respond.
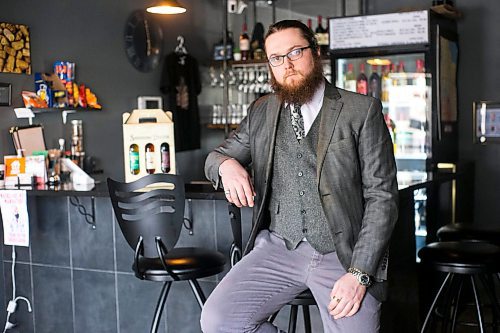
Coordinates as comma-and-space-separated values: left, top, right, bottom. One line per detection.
317, 83, 343, 182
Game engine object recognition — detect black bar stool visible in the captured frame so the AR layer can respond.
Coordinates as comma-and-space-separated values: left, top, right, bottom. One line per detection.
418, 241, 500, 332
269, 289, 317, 333
437, 222, 500, 246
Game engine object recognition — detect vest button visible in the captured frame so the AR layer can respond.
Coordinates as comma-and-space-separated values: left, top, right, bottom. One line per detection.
299, 191, 305, 196
298, 171, 303, 177
297, 153, 302, 158
301, 209, 306, 214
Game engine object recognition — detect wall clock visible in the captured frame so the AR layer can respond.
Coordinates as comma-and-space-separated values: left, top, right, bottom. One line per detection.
124, 10, 163, 72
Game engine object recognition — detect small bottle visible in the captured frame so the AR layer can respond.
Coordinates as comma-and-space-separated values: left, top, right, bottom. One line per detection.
344, 63, 357, 92
145, 143, 155, 174
307, 18, 313, 31
315, 15, 329, 56
381, 65, 391, 102
369, 65, 381, 100
160, 142, 171, 173
129, 144, 140, 175
398, 61, 408, 85
239, 22, 250, 61
356, 63, 368, 95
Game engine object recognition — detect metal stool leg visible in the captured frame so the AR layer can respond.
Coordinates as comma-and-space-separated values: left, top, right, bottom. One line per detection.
450, 277, 464, 333
151, 281, 172, 333
421, 272, 452, 333
479, 274, 500, 332
188, 279, 207, 309
302, 305, 312, 333
470, 275, 485, 333
288, 305, 298, 333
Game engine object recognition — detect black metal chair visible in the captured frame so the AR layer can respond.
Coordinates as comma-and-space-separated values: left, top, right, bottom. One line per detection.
107, 174, 226, 333
418, 241, 500, 332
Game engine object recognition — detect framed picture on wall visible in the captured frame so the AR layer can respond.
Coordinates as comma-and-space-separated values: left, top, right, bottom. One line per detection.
0, 22, 31, 74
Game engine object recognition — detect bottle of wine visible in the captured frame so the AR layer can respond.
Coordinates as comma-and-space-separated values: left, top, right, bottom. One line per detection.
415, 59, 426, 87
239, 22, 250, 61
160, 142, 171, 173
381, 65, 391, 102
369, 64, 381, 100
307, 18, 313, 31
398, 61, 407, 85
315, 15, 329, 56
344, 63, 357, 92
356, 63, 368, 95
129, 144, 140, 175
145, 143, 155, 174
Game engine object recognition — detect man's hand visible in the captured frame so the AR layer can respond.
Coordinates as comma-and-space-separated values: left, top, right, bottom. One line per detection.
327, 273, 367, 320
219, 159, 256, 207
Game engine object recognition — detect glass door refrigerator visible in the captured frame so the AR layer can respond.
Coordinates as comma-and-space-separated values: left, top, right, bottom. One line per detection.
329, 10, 459, 258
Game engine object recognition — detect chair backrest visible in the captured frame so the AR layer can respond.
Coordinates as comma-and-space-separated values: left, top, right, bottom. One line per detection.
107, 174, 185, 258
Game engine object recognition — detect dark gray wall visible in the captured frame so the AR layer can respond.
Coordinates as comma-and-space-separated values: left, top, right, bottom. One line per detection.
2, 0, 500, 226
0, 0, 224, 182
366, 1, 500, 225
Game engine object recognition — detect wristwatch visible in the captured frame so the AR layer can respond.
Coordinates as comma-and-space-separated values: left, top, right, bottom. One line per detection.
348, 267, 372, 287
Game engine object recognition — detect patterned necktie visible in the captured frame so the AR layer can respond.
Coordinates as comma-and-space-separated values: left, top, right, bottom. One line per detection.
290, 104, 305, 140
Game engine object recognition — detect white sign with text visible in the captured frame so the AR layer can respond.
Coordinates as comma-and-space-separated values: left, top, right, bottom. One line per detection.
0, 190, 30, 247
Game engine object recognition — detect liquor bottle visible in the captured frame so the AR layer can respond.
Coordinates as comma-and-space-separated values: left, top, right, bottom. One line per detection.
369, 64, 381, 100
381, 65, 391, 102
415, 59, 426, 87
129, 144, 140, 175
307, 18, 313, 31
160, 142, 171, 173
145, 143, 155, 174
315, 15, 329, 56
398, 61, 408, 85
344, 63, 357, 92
356, 63, 368, 95
239, 22, 250, 61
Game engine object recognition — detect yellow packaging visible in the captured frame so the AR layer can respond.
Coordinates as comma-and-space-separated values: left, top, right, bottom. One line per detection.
4, 156, 25, 177
122, 109, 176, 182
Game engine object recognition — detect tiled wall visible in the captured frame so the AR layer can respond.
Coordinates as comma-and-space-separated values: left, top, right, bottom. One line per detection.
0, 196, 319, 333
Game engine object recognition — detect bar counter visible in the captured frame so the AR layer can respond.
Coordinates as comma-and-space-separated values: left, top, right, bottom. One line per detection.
0, 168, 473, 332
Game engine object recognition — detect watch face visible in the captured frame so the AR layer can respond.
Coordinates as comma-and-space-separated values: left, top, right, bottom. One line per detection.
124, 10, 163, 72
359, 274, 370, 286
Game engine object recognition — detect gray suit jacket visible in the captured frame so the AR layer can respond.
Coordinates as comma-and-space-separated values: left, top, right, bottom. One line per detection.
205, 82, 399, 301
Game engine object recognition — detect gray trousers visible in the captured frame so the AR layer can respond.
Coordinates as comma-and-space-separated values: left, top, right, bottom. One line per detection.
200, 230, 381, 333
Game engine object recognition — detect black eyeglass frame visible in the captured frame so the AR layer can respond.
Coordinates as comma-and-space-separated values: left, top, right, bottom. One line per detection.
267, 46, 312, 67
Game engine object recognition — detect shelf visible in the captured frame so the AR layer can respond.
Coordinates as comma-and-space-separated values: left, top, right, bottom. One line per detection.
27, 107, 101, 124
206, 124, 239, 130
31, 107, 101, 114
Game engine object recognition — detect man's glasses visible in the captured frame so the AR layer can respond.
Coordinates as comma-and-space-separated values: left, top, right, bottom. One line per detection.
268, 46, 311, 67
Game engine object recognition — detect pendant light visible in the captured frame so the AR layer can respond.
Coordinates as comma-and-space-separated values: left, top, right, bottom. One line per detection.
147, 0, 186, 14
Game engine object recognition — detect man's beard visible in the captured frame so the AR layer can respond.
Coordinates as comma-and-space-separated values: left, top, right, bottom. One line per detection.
270, 55, 324, 105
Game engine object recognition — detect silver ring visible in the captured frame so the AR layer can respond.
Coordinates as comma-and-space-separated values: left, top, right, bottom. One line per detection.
224, 190, 230, 195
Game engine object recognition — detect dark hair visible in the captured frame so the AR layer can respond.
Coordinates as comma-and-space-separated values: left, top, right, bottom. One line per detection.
264, 20, 319, 53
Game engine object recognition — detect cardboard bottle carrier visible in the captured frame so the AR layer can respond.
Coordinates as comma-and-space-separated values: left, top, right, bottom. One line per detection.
123, 109, 176, 183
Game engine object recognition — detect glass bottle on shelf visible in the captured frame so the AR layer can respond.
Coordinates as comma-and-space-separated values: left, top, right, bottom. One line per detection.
356, 63, 368, 95
239, 22, 250, 61
315, 15, 329, 56
344, 63, 357, 92
369, 64, 381, 100
381, 65, 391, 102
160, 142, 171, 173
129, 144, 140, 175
145, 143, 155, 174
398, 61, 408, 85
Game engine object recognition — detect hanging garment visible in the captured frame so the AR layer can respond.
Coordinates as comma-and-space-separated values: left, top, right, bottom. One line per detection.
160, 52, 202, 152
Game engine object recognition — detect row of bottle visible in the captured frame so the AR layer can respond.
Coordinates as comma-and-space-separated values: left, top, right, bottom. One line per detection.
307, 16, 329, 56
214, 15, 330, 62
129, 143, 171, 175
343, 59, 426, 101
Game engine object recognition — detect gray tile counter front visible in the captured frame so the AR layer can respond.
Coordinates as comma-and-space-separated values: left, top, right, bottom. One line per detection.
0, 187, 249, 333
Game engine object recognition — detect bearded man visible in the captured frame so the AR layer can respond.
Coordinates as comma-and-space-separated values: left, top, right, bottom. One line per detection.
201, 20, 398, 333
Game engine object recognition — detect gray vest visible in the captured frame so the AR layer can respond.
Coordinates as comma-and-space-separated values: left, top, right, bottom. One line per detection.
269, 105, 335, 254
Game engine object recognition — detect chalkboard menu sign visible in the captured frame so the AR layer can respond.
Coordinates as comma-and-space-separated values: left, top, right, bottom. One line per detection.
329, 10, 429, 50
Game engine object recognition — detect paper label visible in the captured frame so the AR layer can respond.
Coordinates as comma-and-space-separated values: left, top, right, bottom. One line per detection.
0, 190, 30, 247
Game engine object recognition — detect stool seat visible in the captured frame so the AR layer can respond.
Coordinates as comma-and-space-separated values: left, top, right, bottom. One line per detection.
289, 289, 316, 306
437, 223, 500, 246
418, 241, 500, 274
